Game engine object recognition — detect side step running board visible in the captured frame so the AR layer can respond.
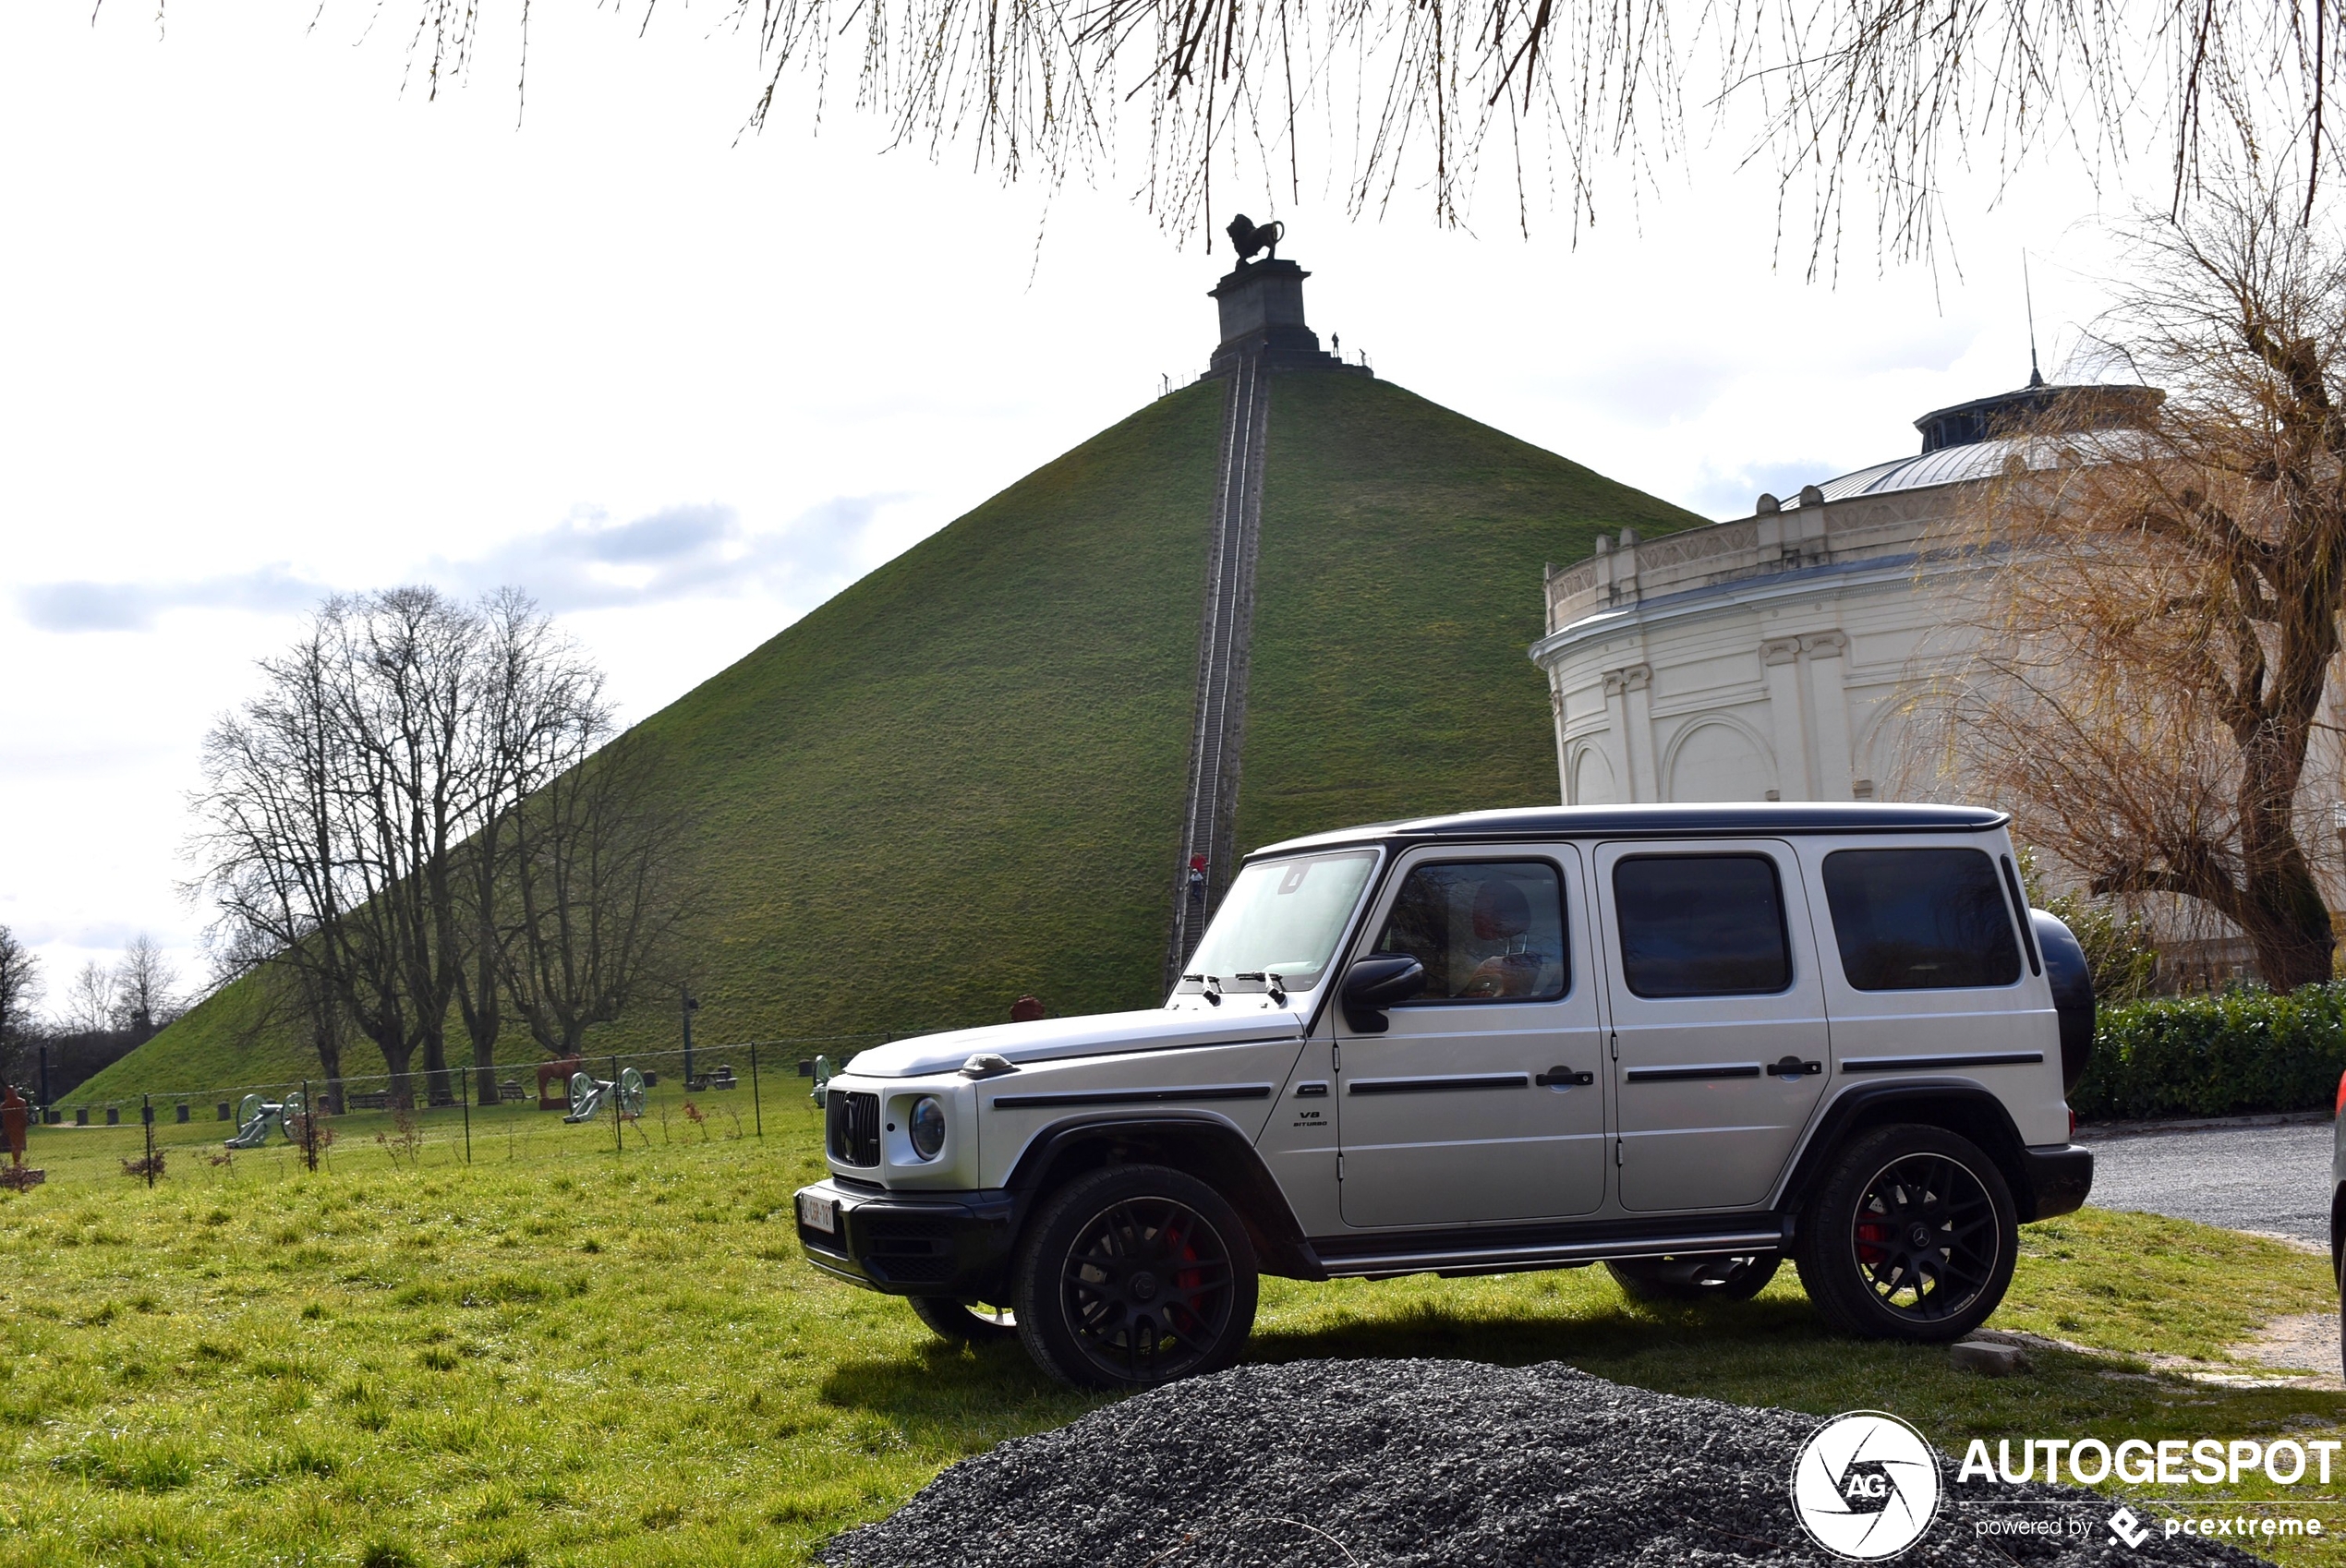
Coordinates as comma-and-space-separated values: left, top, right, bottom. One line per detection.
1312, 1221, 1793, 1280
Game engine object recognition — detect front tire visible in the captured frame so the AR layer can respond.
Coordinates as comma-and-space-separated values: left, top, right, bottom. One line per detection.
1606, 1252, 1781, 1303
907, 1297, 1018, 1343
1010, 1164, 1260, 1389
1795, 1123, 2017, 1342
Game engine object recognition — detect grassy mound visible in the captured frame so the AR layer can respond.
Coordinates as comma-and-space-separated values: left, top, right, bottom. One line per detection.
93, 374, 1701, 1101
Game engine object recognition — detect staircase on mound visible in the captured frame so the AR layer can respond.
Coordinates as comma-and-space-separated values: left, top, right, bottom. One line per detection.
1163, 256, 1369, 990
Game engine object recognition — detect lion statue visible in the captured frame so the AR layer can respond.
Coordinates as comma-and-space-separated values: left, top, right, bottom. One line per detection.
1227, 213, 1285, 263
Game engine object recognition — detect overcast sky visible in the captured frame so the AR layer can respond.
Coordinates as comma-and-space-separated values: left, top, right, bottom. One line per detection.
0, 0, 2146, 1013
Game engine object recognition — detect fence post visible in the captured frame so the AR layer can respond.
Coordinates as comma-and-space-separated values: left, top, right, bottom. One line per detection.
303, 1079, 316, 1174
612, 1055, 623, 1156
142, 1094, 154, 1188
461, 1083, 471, 1165
750, 1043, 763, 1140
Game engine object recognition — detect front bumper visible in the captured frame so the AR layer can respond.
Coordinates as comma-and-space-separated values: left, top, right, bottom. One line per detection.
2019, 1142, 2093, 1221
794, 1178, 1020, 1301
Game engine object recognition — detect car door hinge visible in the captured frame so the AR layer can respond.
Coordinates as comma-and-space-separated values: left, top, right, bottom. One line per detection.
1332, 1043, 1340, 1072
1614, 1140, 1624, 1167
1336, 1152, 1345, 1182
1608, 1031, 1618, 1061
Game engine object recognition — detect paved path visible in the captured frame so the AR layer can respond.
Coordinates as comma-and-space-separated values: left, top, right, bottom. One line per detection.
2081, 1117, 2333, 1246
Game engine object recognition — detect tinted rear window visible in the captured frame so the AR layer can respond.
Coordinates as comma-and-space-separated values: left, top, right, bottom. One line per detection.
1613, 855, 1792, 997
1822, 848, 2022, 991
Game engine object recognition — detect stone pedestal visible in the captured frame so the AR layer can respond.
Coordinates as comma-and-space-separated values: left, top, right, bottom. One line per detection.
1205, 259, 1371, 380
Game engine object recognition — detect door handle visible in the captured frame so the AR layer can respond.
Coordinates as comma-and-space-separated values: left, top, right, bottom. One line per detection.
1534, 1067, 1596, 1087
1771, 1055, 1823, 1079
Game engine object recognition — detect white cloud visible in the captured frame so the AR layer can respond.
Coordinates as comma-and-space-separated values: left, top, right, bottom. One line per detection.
14, 494, 909, 633
18, 566, 328, 633
420, 494, 908, 610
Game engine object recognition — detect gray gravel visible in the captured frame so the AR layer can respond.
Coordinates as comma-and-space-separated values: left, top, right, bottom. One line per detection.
825, 1359, 2263, 1567
2084, 1118, 2332, 1244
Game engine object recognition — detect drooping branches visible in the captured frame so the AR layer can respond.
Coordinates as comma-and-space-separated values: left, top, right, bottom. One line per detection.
328, 0, 2346, 262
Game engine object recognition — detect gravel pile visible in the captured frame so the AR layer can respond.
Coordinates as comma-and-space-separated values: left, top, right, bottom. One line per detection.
826, 1359, 2265, 1567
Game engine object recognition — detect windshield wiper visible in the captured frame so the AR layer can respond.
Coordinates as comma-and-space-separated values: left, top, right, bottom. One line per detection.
1182, 972, 1224, 1005
1233, 971, 1288, 1004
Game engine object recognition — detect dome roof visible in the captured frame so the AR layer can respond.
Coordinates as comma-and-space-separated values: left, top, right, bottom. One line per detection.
1775, 379, 2165, 510
1805, 440, 2029, 502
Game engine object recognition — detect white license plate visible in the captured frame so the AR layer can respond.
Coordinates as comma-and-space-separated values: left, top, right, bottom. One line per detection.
795, 1191, 839, 1235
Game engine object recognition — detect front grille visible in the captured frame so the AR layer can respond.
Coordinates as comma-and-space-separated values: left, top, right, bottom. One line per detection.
827, 1091, 880, 1166
863, 1214, 956, 1284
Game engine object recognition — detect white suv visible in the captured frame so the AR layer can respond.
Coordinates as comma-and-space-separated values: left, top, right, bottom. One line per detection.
795, 803, 2096, 1387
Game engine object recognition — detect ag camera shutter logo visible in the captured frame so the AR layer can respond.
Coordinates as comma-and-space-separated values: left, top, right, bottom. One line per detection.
1791, 1411, 1942, 1560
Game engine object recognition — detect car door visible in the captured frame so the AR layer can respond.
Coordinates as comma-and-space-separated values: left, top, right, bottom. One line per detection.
1593, 839, 1832, 1212
1801, 837, 2056, 1120
1336, 847, 1607, 1227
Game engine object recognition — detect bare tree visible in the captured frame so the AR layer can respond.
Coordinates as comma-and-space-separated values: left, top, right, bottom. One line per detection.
59, 960, 122, 1037
192, 585, 690, 1104
1949, 170, 2346, 990
499, 729, 695, 1059
452, 590, 607, 1104
324, 0, 2344, 263
0, 924, 42, 1086
114, 934, 179, 1041
192, 589, 485, 1108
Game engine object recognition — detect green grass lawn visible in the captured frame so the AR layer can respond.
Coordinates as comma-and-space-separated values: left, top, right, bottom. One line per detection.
89, 371, 1708, 1106
4, 1093, 2344, 1566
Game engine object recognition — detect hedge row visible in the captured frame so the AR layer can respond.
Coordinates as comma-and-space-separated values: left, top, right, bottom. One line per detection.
2071, 983, 2346, 1121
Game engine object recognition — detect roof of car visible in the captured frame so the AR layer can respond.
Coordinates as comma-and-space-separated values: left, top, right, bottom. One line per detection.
1252, 802, 2011, 857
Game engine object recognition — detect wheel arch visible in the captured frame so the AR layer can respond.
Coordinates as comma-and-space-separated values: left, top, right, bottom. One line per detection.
1002, 1112, 1319, 1277
1778, 1080, 2042, 1221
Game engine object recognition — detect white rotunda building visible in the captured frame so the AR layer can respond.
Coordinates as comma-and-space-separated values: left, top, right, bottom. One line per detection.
1530, 378, 2157, 808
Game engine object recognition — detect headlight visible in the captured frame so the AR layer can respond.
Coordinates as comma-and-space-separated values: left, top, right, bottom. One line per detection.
907, 1096, 947, 1161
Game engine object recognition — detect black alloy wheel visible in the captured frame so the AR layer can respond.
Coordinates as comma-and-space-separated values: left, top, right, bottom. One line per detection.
906, 1297, 1018, 1342
1796, 1123, 2017, 1342
1011, 1164, 1260, 1389
1605, 1251, 1781, 1303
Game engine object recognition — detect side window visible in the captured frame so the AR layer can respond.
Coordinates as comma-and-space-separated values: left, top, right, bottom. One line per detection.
1373, 862, 1568, 1003
1614, 855, 1792, 997
1822, 848, 2023, 990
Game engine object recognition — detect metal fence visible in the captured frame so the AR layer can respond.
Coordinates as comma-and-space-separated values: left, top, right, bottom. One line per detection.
0, 1039, 879, 1193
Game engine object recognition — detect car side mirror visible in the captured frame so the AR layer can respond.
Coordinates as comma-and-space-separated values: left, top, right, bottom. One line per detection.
1342, 953, 1426, 1035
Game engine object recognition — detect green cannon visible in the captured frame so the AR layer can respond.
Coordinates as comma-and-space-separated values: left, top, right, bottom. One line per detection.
224, 1092, 307, 1151
562, 1067, 646, 1125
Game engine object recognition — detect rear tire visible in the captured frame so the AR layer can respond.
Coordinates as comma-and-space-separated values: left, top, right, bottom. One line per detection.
1606, 1252, 1780, 1303
1795, 1123, 2017, 1342
1010, 1163, 1259, 1389
907, 1297, 1018, 1343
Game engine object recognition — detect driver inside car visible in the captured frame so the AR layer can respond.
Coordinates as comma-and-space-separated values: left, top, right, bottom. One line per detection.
1458, 877, 1545, 998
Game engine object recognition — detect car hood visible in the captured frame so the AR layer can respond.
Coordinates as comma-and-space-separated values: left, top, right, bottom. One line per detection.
842, 1004, 1309, 1079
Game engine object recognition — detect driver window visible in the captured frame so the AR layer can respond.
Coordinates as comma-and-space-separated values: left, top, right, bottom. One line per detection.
1373, 862, 1568, 1003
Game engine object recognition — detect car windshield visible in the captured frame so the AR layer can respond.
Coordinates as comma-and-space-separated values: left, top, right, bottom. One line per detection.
1182, 850, 1377, 994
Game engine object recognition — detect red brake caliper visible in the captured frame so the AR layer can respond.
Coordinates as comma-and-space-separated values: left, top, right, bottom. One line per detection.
1854, 1206, 1891, 1270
